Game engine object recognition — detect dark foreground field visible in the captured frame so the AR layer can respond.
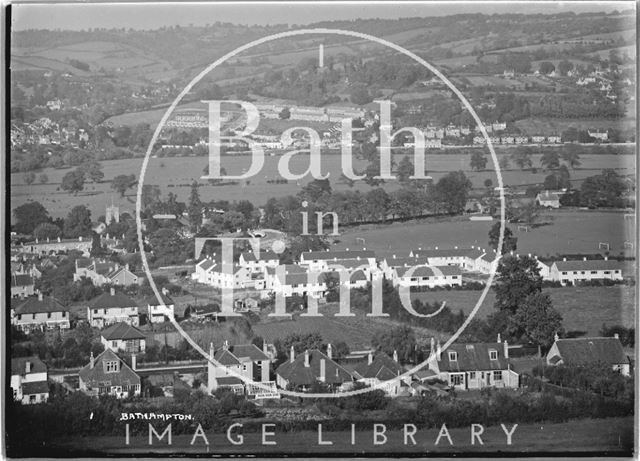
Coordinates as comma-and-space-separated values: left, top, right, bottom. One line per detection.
38, 417, 634, 456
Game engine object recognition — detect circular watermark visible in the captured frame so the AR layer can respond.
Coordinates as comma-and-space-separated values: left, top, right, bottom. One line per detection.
137, 28, 505, 399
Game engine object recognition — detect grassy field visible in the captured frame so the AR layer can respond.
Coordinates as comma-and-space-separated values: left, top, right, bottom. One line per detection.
10, 153, 635, 219
44, 417, 634, 455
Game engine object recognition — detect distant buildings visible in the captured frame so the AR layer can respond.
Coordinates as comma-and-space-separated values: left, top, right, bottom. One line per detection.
548, 257, 624, 285
536, 190, 564, 208
11, 356, 49, 404
79, 349, 141, 398
10, 274, 35, 299
546, 335, 631, 376
12, 294, 70, 332
75, 259, 140, 287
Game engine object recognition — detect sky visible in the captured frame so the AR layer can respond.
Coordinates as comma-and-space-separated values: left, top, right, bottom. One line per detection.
10, 1, 633, 31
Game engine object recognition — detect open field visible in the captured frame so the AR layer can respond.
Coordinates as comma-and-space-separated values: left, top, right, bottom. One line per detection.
42, 417, 634, 456
334, 210, 636, 257
10, 153, 635, 219
412, 285, 636, 338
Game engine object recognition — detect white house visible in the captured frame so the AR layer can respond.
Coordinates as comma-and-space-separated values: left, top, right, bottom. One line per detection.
265, 264, 327, 298
86, 288, 139, 328
74, 259, 139, 287
239, 250, 280, 272
146, 291, 175, 323
393, 265, 462, 288
548, 257, 623, 285
428, 339, 519, 390
587, 129, 608, 141
299, 250, 376, 272
100, 322, 146, 354
11, 356, 49, 404
536, 190, 563, 208
546, 335, 631, 376
12, 294, 70, 332
10, 274, 35, 299
192, 256, 252, 289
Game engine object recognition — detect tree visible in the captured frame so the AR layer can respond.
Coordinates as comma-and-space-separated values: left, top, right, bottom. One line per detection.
111, 174, 137, 197
61, 169, 85, 195
470, 151, 488, 171
33, 222, 62, 241
539, 61, 556, 75
580, 169, 626, 208
484, 178, 493, 189
396, 156, 415, 183
13, 202, 49, 235
187, 181, 202, 232
494, 255, 543, 315
510, 149, 532, 170
557, 59, 574, 76
512, 292, 563, 348
279, 107, 291, 119
23, 171, 36, 188
561, 150, 581, 169
39, 173, 48, 184
63, 205, 92, 238
371, 325, 416, 363
499, 156, 510, 171
540, 151, 560, 170
82, 161, 104, 183
435, 171, 472, 214
488, 222, 517, 253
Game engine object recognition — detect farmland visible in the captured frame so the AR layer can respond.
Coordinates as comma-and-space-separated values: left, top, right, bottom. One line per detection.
9, 152, 635, 219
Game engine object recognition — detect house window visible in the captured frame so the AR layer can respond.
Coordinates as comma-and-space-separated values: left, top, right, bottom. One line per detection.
449, 351, 457, 361
591, 271, 597, 274
469, 372, 476, 379
604, 271, 610, 275
94, 309, 98, 314
450, 374, 464, 386
581, 271, 585, 275
29, 395, 36, 403
17, 314, 22, 321
493, 371, 503, 381
562, 271, 567, 275
105, 361, 119, 373
112, 341, 118, 348
243, 364, 248, 372
62, 311, 66, 317
47, 312, 51, 318
489, 350, 498, 360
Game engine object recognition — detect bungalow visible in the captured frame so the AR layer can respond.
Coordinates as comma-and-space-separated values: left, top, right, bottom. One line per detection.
79, 349, 141, 398
86, 288, 139, 328
146, 291, 175, 323
276, 348, 353, 392
10, 274, 35, 298
207, 342, 278, 398
352, 351, 409, 396
12, 293, 70, 332
548, 257, 623, 285
11, 356, 49, 404
536, 190, 563, 208
546, 335, 631, 376
265, 264, 327, 298
428, 339, 519, 390
100, 322, 146, 354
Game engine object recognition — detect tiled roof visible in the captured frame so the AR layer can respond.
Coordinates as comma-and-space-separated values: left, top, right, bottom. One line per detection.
350, 270, 368, 282
11, 356, 47, 375
197, 259, 216, 271
230, 344, 270, 362
215, 376, 244, 386
396, 265, 461, 278
553, 259, 623, 272
214, 349, 241, 366
276, 350, 353, 386
414, 248, 484, 259
14, 296, 67, 314
22, 380, 50, 395
78, 349, 140, 387
552, 337, 629, 366
436, 343, 510, 372
325, 259, 373, 270
354, 353, 403, 380
241, 251, 279, 262
385, 256, 431, 267
146, 293, 174, 306
302, 250, 375, 261
10, 274, 33, 287
101, 322, 146, 341
88, 291, 137, 309
537, 191, 563, 200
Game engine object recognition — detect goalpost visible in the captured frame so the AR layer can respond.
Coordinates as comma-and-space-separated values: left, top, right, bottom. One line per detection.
598, 242, 610, 251
517, 225, 529, 232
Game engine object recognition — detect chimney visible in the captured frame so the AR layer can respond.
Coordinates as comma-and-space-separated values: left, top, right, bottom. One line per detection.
209, 343, 214, 360
563, 257, 567, 262
110, 287, 115, 296
263, 340, 268, 355
223, 340, 229, 351
327, 343, 332, 360
554, 332, 559, 342
583, 257, 587, 261
504, 340, 509, 359
368, 351, 373, 365
290, 346, 295, 363
319, 359, 326, 382
90, 351, 95, 369
393, 350, 398, 362
497, 333, 501, 343
125, 263, 130, 270
38, 292, 43, 301
57, 236, 61, 243
614, 333, 619, 340
430, 337, 435, 356
436, 340, 442, 361
604, 256, 608, 261
25, 361, 32, 373
131, 354, 137, 371
304, 350, 310, 368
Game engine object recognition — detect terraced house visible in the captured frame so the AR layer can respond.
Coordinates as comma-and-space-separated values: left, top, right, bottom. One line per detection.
548, 257, 624, 285
86, 288, 139, 328
12, 293, 70, 332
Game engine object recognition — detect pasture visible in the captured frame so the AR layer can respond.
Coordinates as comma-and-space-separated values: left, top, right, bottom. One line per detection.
10, 153, 635, 220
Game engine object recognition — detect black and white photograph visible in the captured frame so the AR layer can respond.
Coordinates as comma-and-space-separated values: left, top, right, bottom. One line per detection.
3, 1, 638, 457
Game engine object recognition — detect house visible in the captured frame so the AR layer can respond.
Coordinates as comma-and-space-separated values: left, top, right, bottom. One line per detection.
74, 259, 139, 287
265, 264, 327, 298
10, 274, 35, 298
12, 294, 70, 332
531, 135, 546, 143
192, 255, 252, 289
547, 135, 561, 144
425, 138, 442, 148
299, 250, 376, 272
546, 335, 631, 376
78, 349, 141, 398
207, 342, 278, 398
239, 250, 280, 272
86, 288, 139, 328
536, 190, 563, 208
145, 291, 175, 323
588, 129, 608, 141
492, 121, 507, 131
100, 322, 146, 354
548, 257, 623, 285
352, 351, 409, 396
11, 356, 49, 404
276, 348, 353, 392
428, 339, 519, 390
393, 265, 462, 288
473, 136, 486, 145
